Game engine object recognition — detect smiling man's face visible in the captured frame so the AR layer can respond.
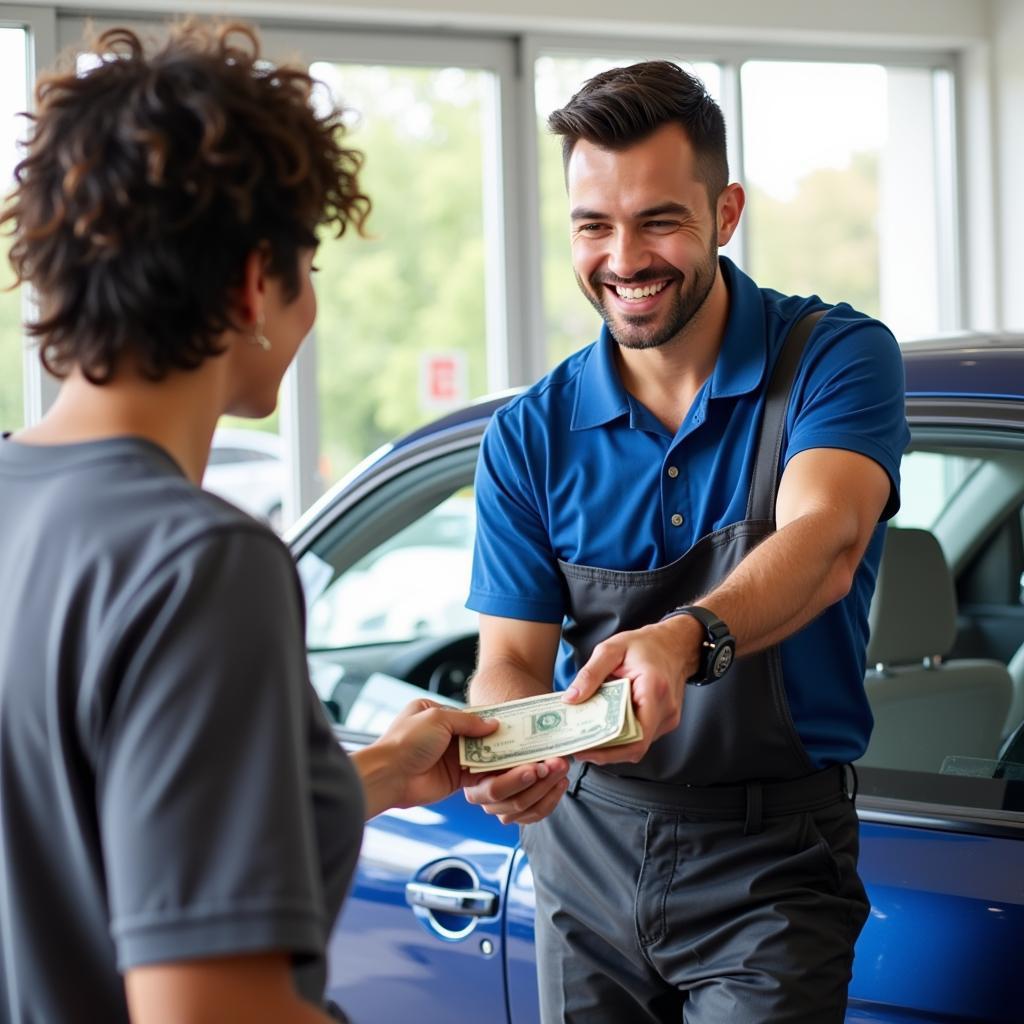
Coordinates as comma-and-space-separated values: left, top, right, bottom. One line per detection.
568, 123, 725, 351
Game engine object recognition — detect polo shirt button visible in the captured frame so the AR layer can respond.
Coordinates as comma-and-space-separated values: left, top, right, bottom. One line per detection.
671, 513, 684, 527
667, 466, 679, 478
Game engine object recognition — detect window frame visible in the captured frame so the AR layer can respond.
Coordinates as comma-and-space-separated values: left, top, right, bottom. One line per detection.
857, 410, 1024, 837
4, 8, 982, 523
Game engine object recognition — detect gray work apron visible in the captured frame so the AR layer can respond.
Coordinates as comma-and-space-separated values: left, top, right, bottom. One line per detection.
557, 308, 827, 787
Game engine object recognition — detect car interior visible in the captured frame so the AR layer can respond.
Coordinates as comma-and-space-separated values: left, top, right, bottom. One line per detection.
297, 433, 1024, 811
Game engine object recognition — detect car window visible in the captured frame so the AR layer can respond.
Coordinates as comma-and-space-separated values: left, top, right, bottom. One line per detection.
891, 451, 980, 529
306, 488, 476, 649
297, 446, 479, 735
857, 439, 1024, 821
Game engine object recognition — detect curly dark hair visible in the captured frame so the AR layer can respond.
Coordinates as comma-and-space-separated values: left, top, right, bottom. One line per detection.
548, 60, 728, 202
1, 20, 370, 383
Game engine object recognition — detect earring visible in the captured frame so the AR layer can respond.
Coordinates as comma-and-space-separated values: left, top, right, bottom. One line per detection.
252, 315, 271, 351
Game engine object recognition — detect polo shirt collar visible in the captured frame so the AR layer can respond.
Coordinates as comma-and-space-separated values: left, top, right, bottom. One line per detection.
569, 256, 768, 431
570, 323, 630, 430
708, 256, 768, 399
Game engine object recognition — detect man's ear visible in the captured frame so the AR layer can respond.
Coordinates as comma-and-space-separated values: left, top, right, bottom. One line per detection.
716, 183, 745, 247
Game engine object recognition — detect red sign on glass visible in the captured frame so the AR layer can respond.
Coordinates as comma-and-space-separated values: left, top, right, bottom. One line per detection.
420, 351, 467, 410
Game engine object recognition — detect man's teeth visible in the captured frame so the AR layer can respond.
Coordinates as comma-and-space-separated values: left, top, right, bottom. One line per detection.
614, 281, 668, 300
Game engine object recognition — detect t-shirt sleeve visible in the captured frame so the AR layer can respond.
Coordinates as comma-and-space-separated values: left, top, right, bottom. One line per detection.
466, 412, 566, 623
94, 528, 338, 971
784, 313, 911, 521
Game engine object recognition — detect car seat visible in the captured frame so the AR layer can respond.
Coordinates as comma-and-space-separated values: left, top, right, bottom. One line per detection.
1004, 644, 1024, 741
858, 526, 1013, 773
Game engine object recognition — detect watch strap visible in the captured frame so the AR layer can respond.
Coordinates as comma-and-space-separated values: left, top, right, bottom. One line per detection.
660, 605, 735, 684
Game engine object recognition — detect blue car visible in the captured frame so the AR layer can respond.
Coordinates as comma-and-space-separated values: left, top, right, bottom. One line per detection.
288, 334, 1024, 1024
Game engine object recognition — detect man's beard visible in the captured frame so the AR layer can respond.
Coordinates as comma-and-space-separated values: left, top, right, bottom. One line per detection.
578, 245, 718, 351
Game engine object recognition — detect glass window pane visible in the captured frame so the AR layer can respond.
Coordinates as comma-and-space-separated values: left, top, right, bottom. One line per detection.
891, 451, 980, 529
858, 442, 1024, 818
0, 28, 28, 428
202, 419, 285, 532
741, 61, 948, 341
535, 56, 721, 368
305, 487, 476, 650
310, 63, 493, 486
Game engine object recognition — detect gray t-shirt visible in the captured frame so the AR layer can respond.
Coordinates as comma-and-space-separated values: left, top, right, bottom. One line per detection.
0, 435, 365, 1023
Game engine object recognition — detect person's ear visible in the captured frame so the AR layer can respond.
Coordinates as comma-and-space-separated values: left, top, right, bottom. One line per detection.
235, 247, 270, 329
716, 183, 745, 246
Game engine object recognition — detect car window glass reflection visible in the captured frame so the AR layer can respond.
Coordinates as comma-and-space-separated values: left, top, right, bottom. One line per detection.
306, 488, 475, 649
857, 444, 1024, 815
302, 484, 477, 736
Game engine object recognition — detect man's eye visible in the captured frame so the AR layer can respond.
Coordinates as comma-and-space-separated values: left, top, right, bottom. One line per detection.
578, 223, 607, 234
646, 221, 678, 230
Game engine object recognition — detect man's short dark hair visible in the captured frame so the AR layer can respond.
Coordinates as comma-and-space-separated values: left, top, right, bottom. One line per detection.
547, 60, 728, 202
1, 20, 370, 384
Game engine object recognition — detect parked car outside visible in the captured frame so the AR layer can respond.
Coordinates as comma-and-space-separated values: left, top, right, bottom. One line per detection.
288, 334, 1024, 1024
203, 427, 285, 531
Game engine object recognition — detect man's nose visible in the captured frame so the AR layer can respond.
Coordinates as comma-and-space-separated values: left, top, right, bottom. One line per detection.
605, 229, 651, 281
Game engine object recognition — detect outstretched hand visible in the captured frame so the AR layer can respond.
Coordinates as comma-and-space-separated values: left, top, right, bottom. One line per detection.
376, 699, 500, 809
462, 756, 571, 825
562, 616, 703, 765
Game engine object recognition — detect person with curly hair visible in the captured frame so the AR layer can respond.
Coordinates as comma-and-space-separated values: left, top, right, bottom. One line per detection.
0, 21, 496, 1024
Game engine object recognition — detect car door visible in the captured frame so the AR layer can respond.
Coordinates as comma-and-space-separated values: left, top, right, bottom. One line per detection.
848, 403, 1024, 1022
292, 428, 521, 1024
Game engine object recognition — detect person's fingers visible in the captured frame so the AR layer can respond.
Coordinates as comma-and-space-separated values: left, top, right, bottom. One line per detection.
391, 697, 435, 722
632, 670, 683, 736
575, 739, 649, 765
436, 709, 499, 737
463, 763, 544, 805
502, 775, 571, 824
564, 637, 626, 703
464, 760, 569, 815
491, 769, 570, 824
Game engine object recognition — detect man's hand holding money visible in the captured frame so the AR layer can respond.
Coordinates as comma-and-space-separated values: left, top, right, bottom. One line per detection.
563, 616, 703, 765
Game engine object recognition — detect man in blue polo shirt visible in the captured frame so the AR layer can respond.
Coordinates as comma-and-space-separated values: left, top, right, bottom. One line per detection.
465, 61, 908, 1023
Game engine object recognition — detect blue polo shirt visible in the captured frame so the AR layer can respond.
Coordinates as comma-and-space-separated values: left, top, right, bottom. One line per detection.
467, 257, 910, 769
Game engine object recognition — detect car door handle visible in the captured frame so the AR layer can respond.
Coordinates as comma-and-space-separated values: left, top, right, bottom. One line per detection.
405, 881, 497, 917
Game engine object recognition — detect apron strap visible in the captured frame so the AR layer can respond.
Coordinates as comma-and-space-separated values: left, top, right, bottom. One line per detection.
745, 307, 829, 523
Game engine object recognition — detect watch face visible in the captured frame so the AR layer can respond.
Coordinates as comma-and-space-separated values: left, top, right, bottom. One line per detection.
712, 645, 734, 678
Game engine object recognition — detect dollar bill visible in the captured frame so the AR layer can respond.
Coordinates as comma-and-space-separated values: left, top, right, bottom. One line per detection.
460, 679, 643, 773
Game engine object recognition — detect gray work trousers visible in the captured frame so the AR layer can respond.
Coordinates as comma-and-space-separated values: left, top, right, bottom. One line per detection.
521, 766, 869, 1024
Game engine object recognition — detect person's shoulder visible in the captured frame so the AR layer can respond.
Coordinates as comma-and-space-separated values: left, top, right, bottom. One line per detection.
56, 439, 289, 581
760, 285, 899, 359
492, 342, 594, 429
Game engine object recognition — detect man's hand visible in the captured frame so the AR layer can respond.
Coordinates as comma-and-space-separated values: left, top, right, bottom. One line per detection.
562, 615, 704, 765
354, 701, 500, 816
463, 757, 571, 825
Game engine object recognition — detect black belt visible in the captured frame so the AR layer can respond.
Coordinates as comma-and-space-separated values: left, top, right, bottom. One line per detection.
568, 762, 855, 835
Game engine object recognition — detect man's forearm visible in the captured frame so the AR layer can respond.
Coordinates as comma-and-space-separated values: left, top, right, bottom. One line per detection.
468, 657, 552, 707
699, 507, 863, 657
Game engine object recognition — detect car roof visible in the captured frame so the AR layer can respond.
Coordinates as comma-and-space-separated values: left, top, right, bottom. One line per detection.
901, 332, 1024, 401
391, 332, 1024, 453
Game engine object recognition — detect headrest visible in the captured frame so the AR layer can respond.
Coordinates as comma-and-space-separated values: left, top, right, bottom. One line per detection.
866, 527, 957, 666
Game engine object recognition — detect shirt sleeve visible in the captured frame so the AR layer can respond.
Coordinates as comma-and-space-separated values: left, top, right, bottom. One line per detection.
784, 311, 911, 521
466, 411, 566, 623
94, 527, 343, 971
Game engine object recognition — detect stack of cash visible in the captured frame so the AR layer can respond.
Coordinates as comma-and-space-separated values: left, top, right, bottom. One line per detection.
459, 679, 642, 773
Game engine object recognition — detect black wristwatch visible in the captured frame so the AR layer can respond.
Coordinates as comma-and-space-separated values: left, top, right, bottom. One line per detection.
660, 605, 736, 685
